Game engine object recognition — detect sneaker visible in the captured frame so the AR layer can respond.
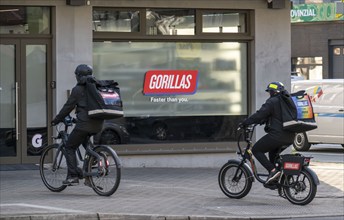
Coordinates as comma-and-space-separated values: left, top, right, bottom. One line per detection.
263, 183, 278, 190
265, 169, 281, 184
62, 177, 79, 186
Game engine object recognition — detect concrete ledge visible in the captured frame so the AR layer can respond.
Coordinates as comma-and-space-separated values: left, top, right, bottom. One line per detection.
2, 213, 344, 220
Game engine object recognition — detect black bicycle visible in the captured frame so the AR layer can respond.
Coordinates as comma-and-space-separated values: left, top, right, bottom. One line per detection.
39, 115, 121, 196
218, 124, 319, 205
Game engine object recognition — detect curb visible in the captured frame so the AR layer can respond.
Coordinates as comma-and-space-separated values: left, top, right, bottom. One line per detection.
1, 213, 344, 220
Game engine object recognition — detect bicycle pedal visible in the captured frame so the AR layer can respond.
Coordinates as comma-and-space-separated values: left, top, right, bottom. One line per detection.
63, 182, 79, 186
62, 178, 79, 186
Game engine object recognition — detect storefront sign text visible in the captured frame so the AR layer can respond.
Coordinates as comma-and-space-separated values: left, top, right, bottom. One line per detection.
291, 3, 344, 23
143, 70, 198, 95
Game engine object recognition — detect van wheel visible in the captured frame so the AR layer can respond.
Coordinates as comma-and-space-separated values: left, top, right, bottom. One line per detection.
293, 132, 311, 151
99, 129, 120, 145
153, 123, 167, 141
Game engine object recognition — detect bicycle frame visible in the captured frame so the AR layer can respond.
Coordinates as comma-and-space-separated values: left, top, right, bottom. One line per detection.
235, 125, 268, 184
41, 115, 122, 196
235, 125, 320, 187
219, 124, 319, 205
51, 122, 108, 178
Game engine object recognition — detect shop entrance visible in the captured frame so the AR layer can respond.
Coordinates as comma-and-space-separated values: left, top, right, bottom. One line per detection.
0, 38, 52, 164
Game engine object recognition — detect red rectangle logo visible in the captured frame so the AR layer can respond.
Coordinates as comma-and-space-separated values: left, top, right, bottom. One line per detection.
283, 162, 300, 170
143, 70, 198, 95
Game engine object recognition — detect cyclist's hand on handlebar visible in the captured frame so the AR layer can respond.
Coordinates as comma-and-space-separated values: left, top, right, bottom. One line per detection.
51, 118, 60, 126
238, 122, 246, 130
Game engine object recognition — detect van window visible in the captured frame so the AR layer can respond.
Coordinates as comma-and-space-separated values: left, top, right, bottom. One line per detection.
318, 84, 344, 106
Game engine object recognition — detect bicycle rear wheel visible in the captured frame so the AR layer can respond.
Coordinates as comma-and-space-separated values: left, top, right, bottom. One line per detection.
39, 144, 68, 192
87, 146, 121, 196
282, 169, 317, 205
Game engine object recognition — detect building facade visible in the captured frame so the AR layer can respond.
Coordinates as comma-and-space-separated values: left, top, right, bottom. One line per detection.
0, 0, 292, 166
291, 0, 344, 79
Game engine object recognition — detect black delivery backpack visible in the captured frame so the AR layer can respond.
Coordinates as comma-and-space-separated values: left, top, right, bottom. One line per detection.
85, 77, 123, 120
279, 90, 317, 133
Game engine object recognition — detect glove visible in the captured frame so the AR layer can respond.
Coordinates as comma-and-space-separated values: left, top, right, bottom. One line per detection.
238, 119, 249, 129
238, 122, 246, 129
51, 118, 60, 126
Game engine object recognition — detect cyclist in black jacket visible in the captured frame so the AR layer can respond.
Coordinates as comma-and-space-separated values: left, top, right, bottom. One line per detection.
241, 82, 295, 184
51, 64, 104, 186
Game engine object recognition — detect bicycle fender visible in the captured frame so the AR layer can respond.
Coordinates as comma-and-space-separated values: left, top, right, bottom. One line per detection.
227, 159, 255, 182
304, 166, 320, 185
95, 145, 122, 168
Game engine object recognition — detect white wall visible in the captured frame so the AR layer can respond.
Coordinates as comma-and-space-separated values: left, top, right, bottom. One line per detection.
55, 4, 93, 114
253, 2, 292, 138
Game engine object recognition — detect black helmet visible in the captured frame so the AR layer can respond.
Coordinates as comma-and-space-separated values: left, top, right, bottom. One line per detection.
74, 64, 93, 76
265, 82, 285, 93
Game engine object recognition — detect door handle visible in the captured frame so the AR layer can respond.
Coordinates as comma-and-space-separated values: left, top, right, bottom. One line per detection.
15, 82, 19, 141
339, 109, 344, 112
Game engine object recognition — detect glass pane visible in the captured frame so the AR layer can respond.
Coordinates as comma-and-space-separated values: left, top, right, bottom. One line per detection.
93, 41, 247, 143
93, 42, 247, 116
93, 9, 140, 32
202, 12, 246, 33
0, 44, 17, 157
146, 9, 195, 35
0, 6, 50, 34
26, 45, 47, 156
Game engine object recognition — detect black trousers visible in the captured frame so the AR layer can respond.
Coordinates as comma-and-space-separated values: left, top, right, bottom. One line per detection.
64, 128, 90, 178
251, 134, 290, 172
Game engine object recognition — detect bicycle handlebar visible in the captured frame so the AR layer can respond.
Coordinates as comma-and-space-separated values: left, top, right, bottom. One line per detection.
238, 124, 257, 141
52, 115, 76, 139
236, 124, 258, 155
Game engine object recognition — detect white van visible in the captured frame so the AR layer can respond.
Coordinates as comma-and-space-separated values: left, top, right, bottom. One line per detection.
291, 79, 344, 151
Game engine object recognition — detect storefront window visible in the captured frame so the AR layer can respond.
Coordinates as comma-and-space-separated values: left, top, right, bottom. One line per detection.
146, 9, 195, 35
202, 12, 246, 33
93, 42, 247, 116
0, 6, 50, 34
93, 41, 247, 143
93, 8, 251, 145
93, 9, 140, 32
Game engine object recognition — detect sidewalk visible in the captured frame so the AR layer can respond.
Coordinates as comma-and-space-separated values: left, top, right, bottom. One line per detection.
0, 161, 343, 220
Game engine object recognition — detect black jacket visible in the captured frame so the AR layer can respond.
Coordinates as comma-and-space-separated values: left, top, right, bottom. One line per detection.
54, 77, 103, 133
243, 93, 295, 143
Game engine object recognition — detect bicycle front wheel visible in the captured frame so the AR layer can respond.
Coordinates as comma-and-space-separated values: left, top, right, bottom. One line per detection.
87, 145, 121, 196
218, 162, 253, 199
39, 144, 68, 192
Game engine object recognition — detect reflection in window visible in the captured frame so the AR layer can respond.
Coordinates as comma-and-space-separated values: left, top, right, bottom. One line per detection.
93, 9, 140, 32
146, 9, 195, 35
202, 12, 246, 33
93, 42, 247, 117
0, 6, 50, 34
292, 57, 323, 80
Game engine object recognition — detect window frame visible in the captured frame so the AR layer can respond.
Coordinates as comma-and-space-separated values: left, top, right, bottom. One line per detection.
92, 7, 254, 153
93, 8, 253, 41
